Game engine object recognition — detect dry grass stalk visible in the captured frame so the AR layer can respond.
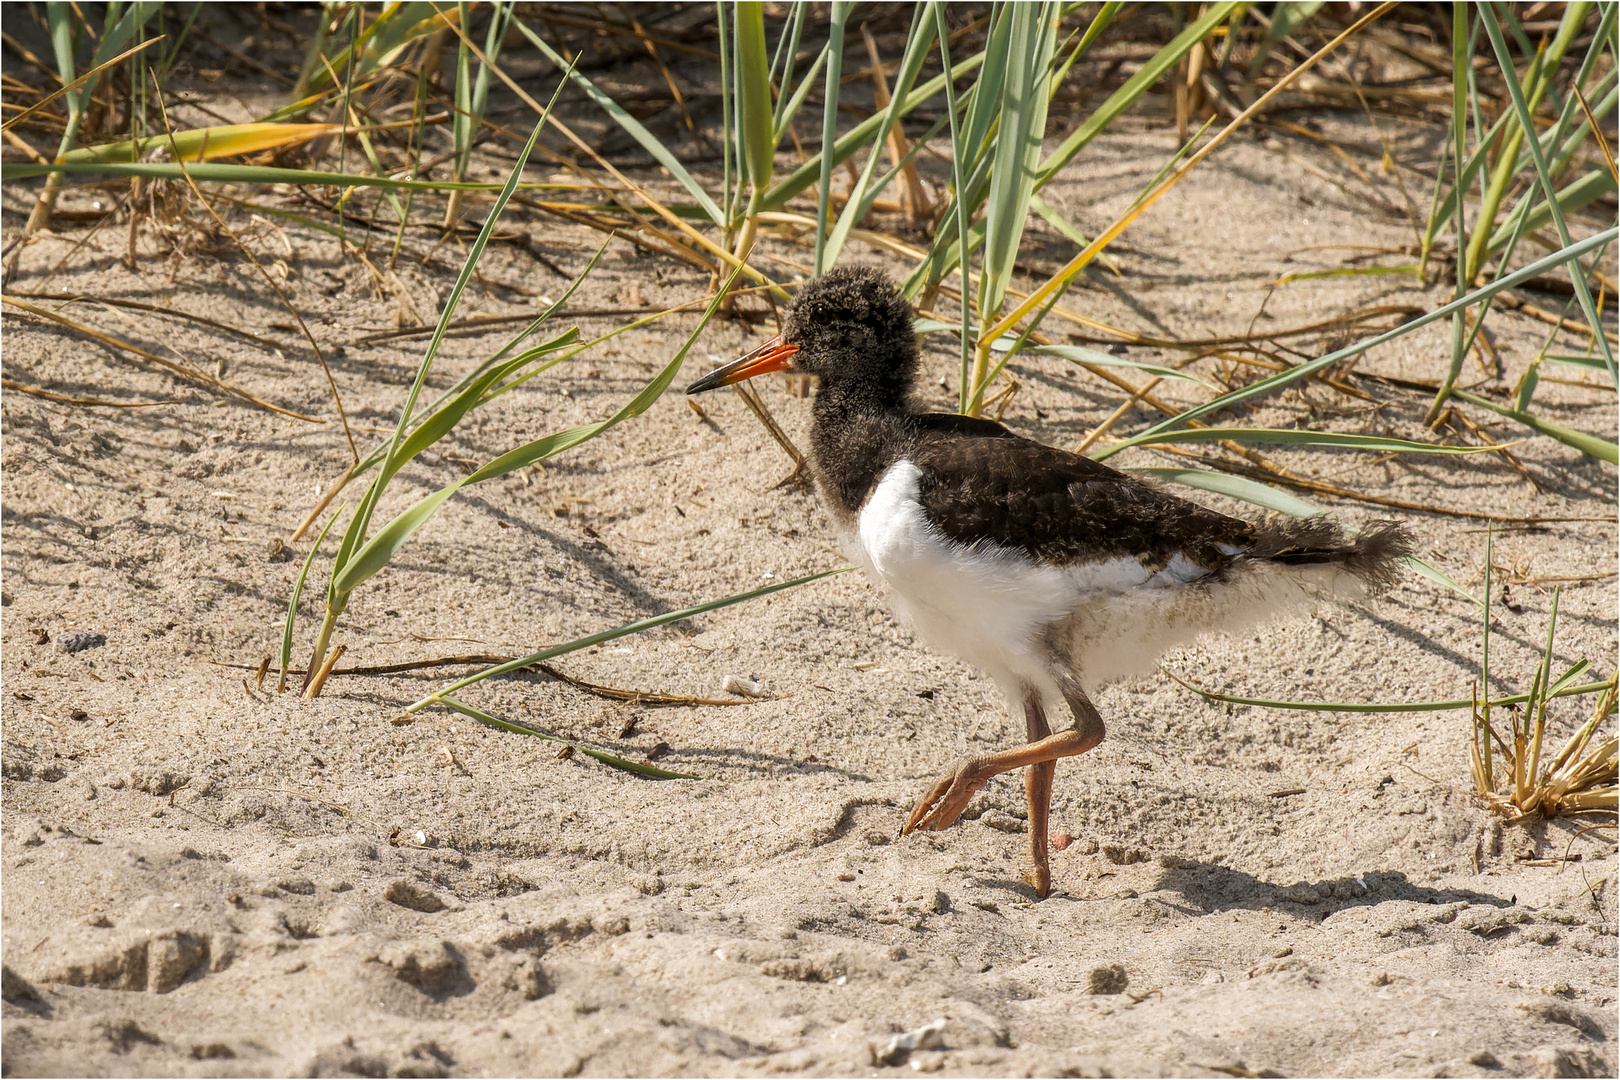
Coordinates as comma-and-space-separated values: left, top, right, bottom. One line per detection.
1, 297, 319, 421
149, 77, 359, 462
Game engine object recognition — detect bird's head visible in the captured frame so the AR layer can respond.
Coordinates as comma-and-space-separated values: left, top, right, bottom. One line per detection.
686, 267, 917, 407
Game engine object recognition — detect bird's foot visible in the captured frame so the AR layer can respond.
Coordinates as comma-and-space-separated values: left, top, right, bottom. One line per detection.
903, 759, 987, 834
1022, 863, 1051, 900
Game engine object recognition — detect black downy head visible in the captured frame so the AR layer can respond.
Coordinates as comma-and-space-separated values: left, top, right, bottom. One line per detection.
779, 266, 917, 411
686, 267, 917, 414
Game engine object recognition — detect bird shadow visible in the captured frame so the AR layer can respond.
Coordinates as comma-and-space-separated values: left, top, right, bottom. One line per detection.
1050, 863, 1514, 920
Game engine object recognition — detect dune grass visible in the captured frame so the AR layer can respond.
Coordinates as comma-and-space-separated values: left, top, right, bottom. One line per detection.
3, 3, 1613, 796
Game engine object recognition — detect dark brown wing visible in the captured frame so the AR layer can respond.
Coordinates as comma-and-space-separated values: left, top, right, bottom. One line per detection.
907, 422, 1254, 570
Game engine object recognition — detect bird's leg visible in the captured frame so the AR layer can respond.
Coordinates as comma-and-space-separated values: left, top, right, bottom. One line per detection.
904, 677, 1108, 898
1058, 674, 1107, 755
1023, 689, 1056, 899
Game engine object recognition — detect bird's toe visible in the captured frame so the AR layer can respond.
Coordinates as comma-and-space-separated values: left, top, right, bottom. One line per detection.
904, 760, 985, 833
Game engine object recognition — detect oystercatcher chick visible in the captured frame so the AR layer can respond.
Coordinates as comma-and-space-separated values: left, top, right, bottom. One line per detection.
687, 267, 1411, 898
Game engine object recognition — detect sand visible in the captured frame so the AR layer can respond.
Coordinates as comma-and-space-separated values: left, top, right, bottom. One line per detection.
3, 36, 1617, 1078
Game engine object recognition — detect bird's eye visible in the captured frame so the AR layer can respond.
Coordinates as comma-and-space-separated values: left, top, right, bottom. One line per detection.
810, 309, 833, 326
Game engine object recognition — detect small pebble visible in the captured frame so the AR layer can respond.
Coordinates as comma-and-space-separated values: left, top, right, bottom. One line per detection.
1052, 832, 1074, 851
722, 674, 766, 698
57, 631, 106, 654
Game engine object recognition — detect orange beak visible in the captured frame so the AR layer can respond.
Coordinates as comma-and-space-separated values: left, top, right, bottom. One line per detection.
685, 335, 800, 394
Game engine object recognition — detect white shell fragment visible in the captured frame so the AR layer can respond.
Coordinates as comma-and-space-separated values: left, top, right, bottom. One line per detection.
722, 674, 767, 698
874, 1019, 947, 1067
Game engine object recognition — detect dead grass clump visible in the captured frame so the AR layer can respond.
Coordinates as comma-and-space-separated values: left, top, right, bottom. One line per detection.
1470, 541, 1618, 824
1473, 677, 1618, 823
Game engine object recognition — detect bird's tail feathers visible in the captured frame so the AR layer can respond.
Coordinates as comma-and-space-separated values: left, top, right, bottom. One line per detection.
1248, 517, 1412, 593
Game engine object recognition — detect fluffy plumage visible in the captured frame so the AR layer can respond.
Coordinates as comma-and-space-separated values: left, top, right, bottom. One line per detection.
687, 265, 1414, 897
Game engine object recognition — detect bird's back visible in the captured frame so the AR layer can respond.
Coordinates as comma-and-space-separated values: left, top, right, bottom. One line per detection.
902, 415, 1254, 574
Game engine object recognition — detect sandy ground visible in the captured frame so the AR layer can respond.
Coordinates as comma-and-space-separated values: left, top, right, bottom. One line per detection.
2, 48, 1618, 1079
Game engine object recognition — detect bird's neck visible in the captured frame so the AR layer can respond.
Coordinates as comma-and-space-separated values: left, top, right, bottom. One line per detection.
807, 381, 913, 522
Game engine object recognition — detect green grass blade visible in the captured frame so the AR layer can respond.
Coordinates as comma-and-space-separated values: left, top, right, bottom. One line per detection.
774, 37, 825, 143
1124, 227, 1617, 442
852, 113, 950, 222
1402, 556, 1482, 609
1033, 2, 1237, 188
330, 480, 470, 597
450, 2, 473, 184
42, 0, 87, 175
719, 0, 734, 224
1479, 3, 1616, 384
932, 4, 974, 414
328, 103, 561, 617
1546, 659, 1595, 700
1422, 3, 1616, 249
369, 116, 550, 498
976, 1, 1059, 325
1485, 167, 1617, 253
1128, 466, 1326, 517
410, 567, 852, 712
1029, 192, 1091, 246
813, 0, 849, 276
736, 1, 776, 199
512, 17, 725, 227
335, 267, 745, 598
292, 240, 608, 529
957, 4, 1014, 185
822, 3, 938, 268
0, 161, 580, 192
766, 48, 985, 215
769, 1, 807, 113
1028, 191, 1127, 275
391, 329, 578, 470
1451, 388, 1619, 463
1109, 427, 1516, 455
1248, 1, 1325, 78
1464, 2, 1592, 280
280, 505, 344, 688
485, 238, 609, 366
1545, 354, 1613, 372
465, 270, 740, 483
1063, 0, 1123, 73
304, 2, 446, 91
912, 323, 1214, 386
1167, 671, 1613, 714
1428, 1, 1474, 424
